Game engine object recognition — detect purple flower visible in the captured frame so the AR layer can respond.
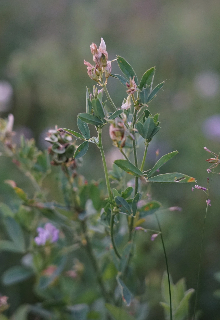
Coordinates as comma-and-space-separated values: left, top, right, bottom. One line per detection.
151, 233, 159, 241
206, 199, 211, 206
192, 185, 207, 191
35, 223, 59, 246
169, 206, 182, 212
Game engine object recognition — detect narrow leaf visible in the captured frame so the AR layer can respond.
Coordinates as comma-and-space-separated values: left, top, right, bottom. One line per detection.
108, 109, 123, 120
77, 117, 90, 139
11, 305, 29, 320
117, 276, 133, 306
92, 98, 105, 120
147, 173, 196, 183
110, 74, 128, 86
114, 160, 143, 177
74, 141, 89, 159
0, 240, 25, 253
147, 82, 164, 102
143, 117, 156, 140
105, 304, 135, 320
139, 200, 161, 217
174, 289, 195, 320
139, 67, 155, 90
117, 56, 138, 84
2, 266, 34, 285
4, 217, 25, 252
121, 187, 133, 199
115, 196, 132, 215
78, 113, 103, 126
140, 86, 151, 105
136, 122, 145, 138
60, 128, 85, 140
146, 151, 178, 178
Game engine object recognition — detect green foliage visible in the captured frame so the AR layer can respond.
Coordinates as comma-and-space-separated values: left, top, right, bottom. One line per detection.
105, 304, 135, 320
160, 273, 194, 320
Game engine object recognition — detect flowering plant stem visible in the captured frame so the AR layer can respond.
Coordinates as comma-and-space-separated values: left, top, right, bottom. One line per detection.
192, 201, 209, 320
155, 213, 173, 320
140, 142, 149, 172
103, 83, 117, 111
98, 128, 121, 259
129, 108, 138, 241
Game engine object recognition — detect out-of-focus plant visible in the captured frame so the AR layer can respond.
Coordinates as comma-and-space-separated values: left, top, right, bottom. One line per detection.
0, 39, 196, 320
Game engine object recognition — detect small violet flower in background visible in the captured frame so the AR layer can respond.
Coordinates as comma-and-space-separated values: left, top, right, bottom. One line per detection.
35, 223, 59, 246
206, 199, 211, 206
192, 185, 207, 192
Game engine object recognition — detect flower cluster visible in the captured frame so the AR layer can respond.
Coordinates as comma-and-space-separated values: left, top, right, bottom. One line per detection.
84, 38, 111, 82
35, 223, 59, 246
45, 128, 77, 166
109, 117, 134, 148
192, 184, 207, 192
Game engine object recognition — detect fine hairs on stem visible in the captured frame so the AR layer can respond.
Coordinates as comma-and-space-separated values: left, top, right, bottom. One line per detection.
155, 213, 173, 320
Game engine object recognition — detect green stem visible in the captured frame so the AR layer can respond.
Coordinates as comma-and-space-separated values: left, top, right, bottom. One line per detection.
140, 142, 149, 172
81, 220, 111, 302
98, 128, 121, 259
103, 84, 117, 111
155, 213, 173, 320
120, 149, 129, 161
129, 108, 138, 240
192, 202, 209, 320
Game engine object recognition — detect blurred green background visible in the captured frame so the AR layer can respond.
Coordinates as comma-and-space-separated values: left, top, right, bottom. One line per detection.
1, 0, 220, 319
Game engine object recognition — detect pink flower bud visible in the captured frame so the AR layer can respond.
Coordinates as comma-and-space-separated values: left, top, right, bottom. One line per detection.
126, 77, 137, 95
90, 43, 97, 55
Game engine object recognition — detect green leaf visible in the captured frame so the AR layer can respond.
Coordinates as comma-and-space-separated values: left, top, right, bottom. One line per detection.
116, 276, 133, 306
140, 86, 151, 105
114, 160, 143, 177
86, 87, 91, 113
108, 110, 123, 120
78, 113, 103, 126
112, 188, 121, 198
117, 56, 138, 84
174, 289, 195, 320
105, 304, 135, 320
147, 173, 196, 183
110, 74, 128, 86
90, 184, 103, 210
2, 266, 34, 285
3, 217, 25, 252
61, 128, 85, 140
139, 67, 155, 90
36, 255, 67, 290
147, 82, 164, 102
74, 141, 89, 159
11, 305, 30, 320
121, 187, 133, 199
92, 98, 105, 120
119, 242, 132, 273
136, 122, 145, 138
77, 117, 90, 139
0, 203, 14, 217
68, 304, 89, 320
139, 200, 161, 217
143, 117, 157, 140
115, 196, 132, 215
0, 240, 25, 253
146, 151, 179, 178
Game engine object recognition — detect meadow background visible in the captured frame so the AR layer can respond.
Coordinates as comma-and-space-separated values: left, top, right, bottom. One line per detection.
0, 0, 220, 319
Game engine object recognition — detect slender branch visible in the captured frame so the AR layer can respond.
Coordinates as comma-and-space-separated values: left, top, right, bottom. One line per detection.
140, 142, 149, 172
192, 202, 209, 320
103, 84, 117, 111
98, 128, 121, 259
81, 220, 111, 302
155, 213, 173, 320
120, 148, 129, 161
129, 108, 138, 240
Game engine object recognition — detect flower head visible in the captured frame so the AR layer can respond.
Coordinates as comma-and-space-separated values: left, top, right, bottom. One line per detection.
121, 95, 131, 110
192, 184, 207, 192
206, 199, 211, 206
35, 223, 59, 246
126, 77, 137, 95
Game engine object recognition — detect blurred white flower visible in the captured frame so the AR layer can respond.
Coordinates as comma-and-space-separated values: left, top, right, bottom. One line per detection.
0, 81, 13, 111
194, 71, 220, 98
203, 114, 220, 140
